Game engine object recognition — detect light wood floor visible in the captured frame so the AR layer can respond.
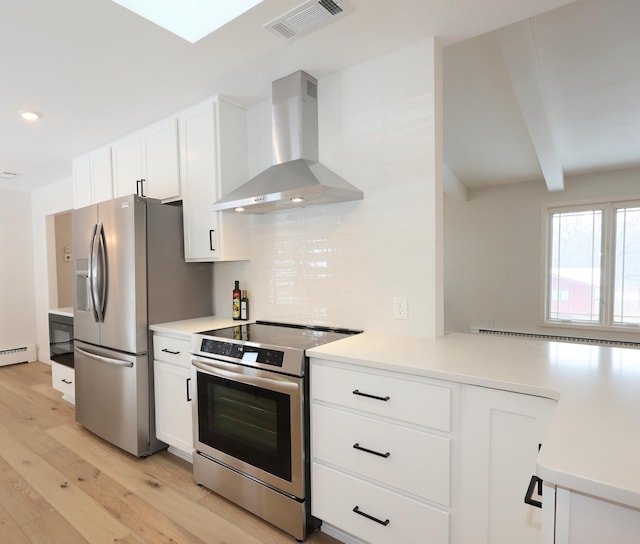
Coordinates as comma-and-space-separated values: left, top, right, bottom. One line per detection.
0, 361, 343, 544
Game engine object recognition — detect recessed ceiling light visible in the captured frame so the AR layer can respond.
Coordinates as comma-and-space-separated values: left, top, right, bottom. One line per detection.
112, 0, 264, 43
19, 111, 41, 121
0, 172, 21, 180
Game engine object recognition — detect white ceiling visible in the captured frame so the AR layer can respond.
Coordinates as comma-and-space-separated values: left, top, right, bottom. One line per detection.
444, 0, 640, 191
3, 0, 619, 194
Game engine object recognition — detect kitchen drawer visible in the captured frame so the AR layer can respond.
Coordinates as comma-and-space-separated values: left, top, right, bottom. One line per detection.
52, 361, 75, 400
310, 362, 451, 432
312, 463, 449, 544
153, 334, 190, 367
312, 404, 450, 506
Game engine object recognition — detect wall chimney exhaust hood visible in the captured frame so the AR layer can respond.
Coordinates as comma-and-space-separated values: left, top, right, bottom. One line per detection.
211, 71, 363, 214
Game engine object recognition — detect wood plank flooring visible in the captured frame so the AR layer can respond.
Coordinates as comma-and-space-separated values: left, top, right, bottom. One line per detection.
0, 362, 343, 544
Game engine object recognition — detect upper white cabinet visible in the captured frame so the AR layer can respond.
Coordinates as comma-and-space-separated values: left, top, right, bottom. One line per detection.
112, 117, 181, 202
179, 97, 249, 262
72, 146, 113, 209
459, 385, 556, 544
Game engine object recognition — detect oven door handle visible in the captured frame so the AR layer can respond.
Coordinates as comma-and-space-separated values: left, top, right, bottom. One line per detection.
192, 359, 299, 394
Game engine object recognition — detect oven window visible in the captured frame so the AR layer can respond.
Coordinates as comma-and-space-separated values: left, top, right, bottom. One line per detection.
197, 372, 292, 482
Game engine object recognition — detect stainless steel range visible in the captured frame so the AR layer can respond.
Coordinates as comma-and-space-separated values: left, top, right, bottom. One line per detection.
190, 321, 361, 541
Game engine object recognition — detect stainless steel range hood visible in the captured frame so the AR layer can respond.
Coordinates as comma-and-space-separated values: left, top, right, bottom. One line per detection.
211, 71, 363, 214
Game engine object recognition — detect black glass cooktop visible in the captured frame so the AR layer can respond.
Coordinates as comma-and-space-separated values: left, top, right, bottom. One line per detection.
197, 321, 361, 350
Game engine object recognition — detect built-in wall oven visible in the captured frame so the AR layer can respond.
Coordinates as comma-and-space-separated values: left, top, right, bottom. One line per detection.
190, 321, 361, 541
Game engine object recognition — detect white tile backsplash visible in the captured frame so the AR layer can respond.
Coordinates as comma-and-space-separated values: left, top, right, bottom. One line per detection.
214, 38, 442, 338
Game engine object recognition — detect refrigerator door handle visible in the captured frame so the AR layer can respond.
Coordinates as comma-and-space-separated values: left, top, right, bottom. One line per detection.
75, 346, 134, 368
88, 223, 100, 322
95, 223, 108, 322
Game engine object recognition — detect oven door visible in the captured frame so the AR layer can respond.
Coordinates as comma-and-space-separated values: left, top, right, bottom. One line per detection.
192, 355, 304, 499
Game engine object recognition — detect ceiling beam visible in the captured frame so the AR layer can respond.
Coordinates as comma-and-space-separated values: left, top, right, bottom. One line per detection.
495, 19, 564, 192
443, 163, 468, 201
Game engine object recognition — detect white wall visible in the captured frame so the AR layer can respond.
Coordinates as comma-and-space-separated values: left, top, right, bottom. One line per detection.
444, 166, 640, 342
214, 38, 444, 338
0, 189, 36, 352
31, 178, 74, 362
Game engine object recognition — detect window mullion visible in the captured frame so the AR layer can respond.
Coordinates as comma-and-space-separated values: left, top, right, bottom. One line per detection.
601, 204, 615, 327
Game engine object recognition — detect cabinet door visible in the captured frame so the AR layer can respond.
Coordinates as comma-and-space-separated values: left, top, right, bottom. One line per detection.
111, 133, 143, 198
91, 146, 113, 204
179, 100, 219, 260
72, 154, 93, 209
459, 385, 556, 544
142, 117, 180, 201
153, 360, 193, 456
551, 486, 640, 544
179, 97, 248, 262
72, 147, 113, 209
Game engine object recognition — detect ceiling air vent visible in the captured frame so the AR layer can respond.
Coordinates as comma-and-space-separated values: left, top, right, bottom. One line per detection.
264, 0, 351, 41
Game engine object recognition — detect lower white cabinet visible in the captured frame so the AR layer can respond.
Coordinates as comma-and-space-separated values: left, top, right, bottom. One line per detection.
310, 358, 456, 544
543, 483, 640, 544
153, 333, 193, 459
459, 385, 556, 544
51, 362, 75, 404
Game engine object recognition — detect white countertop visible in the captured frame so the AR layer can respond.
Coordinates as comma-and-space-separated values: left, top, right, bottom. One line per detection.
49, 307, 73, 318
150, 316, 243, 337
308, 331, 640, 510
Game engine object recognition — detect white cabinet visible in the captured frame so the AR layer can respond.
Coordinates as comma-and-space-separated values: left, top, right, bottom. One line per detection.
179, 97, 249, 262
459, 385, 556, 544
72, 146, 113, 209
543, 483, 640, 544
153, 332, 193, 460
51, 361, 75, 404
112, 117, 180, 201
310, 359, 456, 544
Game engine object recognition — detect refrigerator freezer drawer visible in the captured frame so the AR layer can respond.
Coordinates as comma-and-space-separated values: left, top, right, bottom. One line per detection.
74, 340, 166, 457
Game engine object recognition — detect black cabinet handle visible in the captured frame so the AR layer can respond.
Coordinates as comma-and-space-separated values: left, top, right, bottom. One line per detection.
161, 348, 180, 355
61, 379, 72, 384
352, 389, 390, 402
136, 179, 146, 197
353, 443, 390, 458
352, 506, 390, 526
524, 475, 543, 508
186, 377, 192, 402
209, 229, 216, 251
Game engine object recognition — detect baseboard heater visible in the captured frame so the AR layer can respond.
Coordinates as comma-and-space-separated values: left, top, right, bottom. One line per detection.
0, 345, 37, 366
474, 329, 640, 349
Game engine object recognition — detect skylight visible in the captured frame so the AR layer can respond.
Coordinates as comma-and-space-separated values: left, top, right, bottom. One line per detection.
112, 0, 263, 43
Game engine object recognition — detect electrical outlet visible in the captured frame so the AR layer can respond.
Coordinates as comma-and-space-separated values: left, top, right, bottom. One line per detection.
393, 297, 408, 319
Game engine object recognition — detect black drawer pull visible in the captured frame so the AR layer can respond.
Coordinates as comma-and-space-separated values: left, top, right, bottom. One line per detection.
353, 443, 390, 458
61, 379, 73, 384
524, 475, 543, 508
352, 389, 390, 402
161, 348, 180, 355
353, 505, 390, 526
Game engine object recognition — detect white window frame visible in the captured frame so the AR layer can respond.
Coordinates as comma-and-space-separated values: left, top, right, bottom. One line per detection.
542, 199, 640, 332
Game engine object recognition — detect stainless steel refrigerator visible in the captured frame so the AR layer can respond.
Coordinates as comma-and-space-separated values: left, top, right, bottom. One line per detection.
72, 194, 212, 457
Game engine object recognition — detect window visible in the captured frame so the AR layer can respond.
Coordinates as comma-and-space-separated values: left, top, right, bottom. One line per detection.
545, 201, 640, 329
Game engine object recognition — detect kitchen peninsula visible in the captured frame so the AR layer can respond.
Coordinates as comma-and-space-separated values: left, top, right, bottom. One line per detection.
307, 331, 640, 543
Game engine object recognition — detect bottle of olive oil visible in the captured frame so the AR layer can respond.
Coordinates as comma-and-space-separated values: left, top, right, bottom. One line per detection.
232, 281, 241, 320
240, 290, 249, 320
